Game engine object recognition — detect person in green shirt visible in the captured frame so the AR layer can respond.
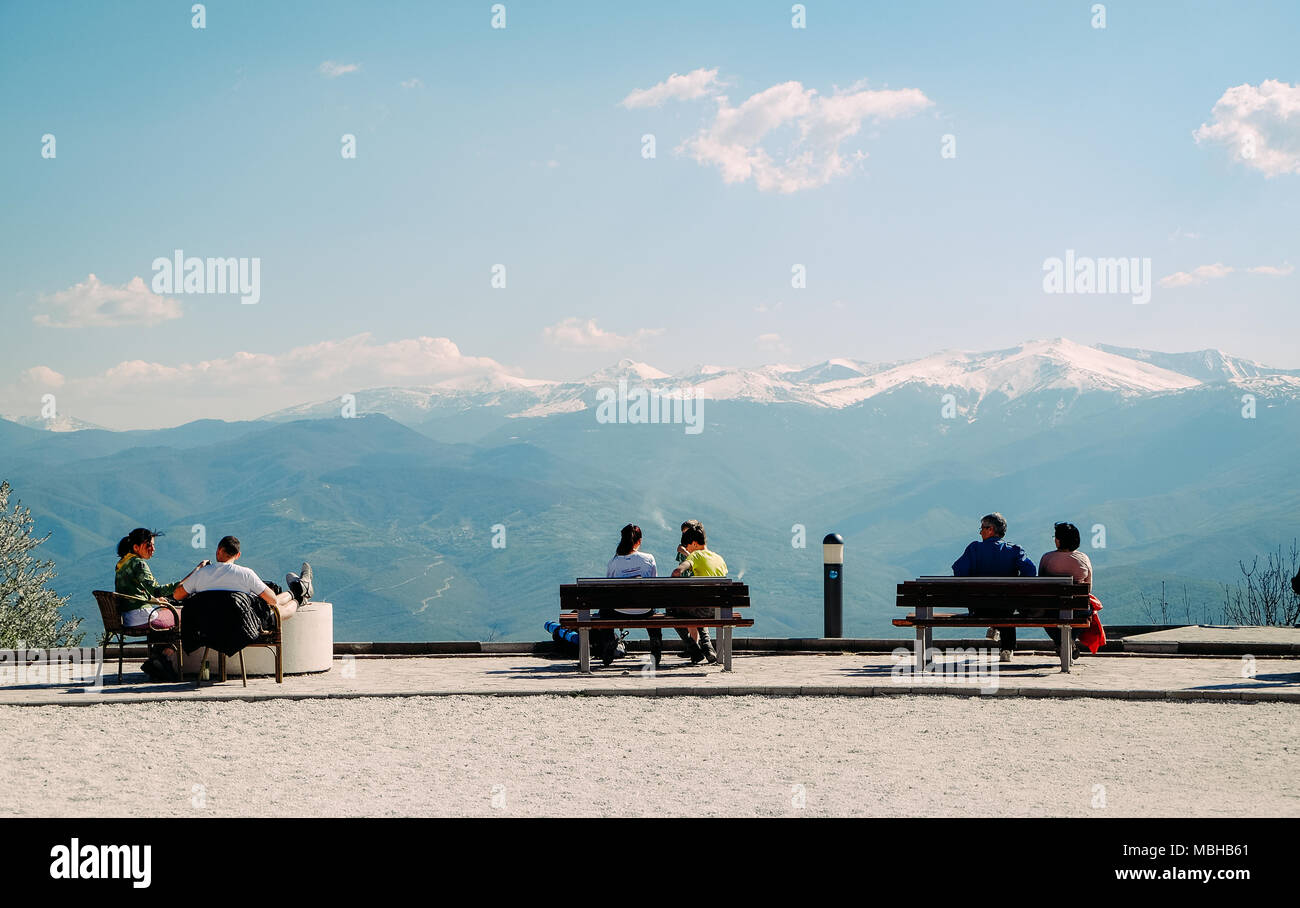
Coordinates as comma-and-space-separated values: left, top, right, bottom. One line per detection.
669, 522, 726, 664
114, 528, 207, 681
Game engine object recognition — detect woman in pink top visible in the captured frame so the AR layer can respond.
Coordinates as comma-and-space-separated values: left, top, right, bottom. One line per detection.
1038, 522, 1093, 654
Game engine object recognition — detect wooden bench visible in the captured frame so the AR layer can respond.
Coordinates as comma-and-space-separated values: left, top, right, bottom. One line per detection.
894, 576, 1093, 673
559, 578, 754, 673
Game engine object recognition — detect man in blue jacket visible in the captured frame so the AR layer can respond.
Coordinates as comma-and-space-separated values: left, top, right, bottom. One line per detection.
952, 512, 1036, 662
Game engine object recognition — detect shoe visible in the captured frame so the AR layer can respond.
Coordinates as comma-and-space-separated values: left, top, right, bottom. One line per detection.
601, 638, 626, 666
999, 649, 1013, 663
699, 636, 718, 664
286, 562, 314, 605
985, 627, 1000, 642
140, 658, 170, 682
649, 635, 662, 668
686, 639, 704, 665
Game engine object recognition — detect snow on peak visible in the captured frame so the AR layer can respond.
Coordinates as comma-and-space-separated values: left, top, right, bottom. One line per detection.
582, 359, 671, 383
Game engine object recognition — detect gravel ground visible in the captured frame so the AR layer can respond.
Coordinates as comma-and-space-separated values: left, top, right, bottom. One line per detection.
2, 695, 1296, 817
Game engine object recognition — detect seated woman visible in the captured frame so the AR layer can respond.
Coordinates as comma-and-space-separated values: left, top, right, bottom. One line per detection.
601, 524, 662, 667
114, 528, 208, 681
1036, 522, 1093, 657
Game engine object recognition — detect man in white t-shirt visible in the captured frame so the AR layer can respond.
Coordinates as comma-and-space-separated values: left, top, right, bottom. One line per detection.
172, 535, 312, 619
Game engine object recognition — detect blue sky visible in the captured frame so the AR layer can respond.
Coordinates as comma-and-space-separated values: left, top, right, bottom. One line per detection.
1, 0, 1296, 428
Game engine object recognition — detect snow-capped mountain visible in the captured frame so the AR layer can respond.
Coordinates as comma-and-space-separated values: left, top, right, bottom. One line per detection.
0, 413, 105, 432
1094, 344, 1300, 383
257, 338, 1294, 426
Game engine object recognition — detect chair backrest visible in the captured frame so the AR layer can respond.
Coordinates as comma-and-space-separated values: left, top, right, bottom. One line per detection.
93, 590, 146, 636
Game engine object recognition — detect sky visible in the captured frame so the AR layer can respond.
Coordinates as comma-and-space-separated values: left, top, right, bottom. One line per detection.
1, 0, 1297, 429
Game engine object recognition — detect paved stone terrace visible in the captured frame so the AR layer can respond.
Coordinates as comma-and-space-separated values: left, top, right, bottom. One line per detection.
3, 647, 1298, 706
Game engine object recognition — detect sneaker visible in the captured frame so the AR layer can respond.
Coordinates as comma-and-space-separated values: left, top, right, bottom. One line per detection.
699, 636, 718, 664
985, 627, 1000, 642
286, 562, 314, 605
999, 649, 1013, 663
140, 659, 164, 682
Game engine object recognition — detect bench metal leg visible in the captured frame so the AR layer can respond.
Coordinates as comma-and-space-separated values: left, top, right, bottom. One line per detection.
578, 628, 590, 674
915, 627, 925, 674
1058, 626, 1071, 673
721, 626, 733, 672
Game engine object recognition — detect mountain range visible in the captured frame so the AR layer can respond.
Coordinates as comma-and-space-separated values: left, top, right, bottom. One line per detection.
4, 338, 1298, 641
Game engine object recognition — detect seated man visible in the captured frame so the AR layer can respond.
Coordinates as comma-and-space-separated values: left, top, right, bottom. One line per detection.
952, 512, 1036, 662
171, 536, 313, 672
1036, 522, 1093, 657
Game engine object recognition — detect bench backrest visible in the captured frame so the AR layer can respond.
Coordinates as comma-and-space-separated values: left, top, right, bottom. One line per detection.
898, 577, 1090, 609
561, 578, 750, 611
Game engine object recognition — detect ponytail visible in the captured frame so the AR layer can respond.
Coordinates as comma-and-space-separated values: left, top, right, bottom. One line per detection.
616, 524, 642, 557
117, 527, 161, 558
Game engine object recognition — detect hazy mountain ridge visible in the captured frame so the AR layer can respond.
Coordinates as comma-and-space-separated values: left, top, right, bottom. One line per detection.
254, 339, 1297, 435
4, 340, 1298, 642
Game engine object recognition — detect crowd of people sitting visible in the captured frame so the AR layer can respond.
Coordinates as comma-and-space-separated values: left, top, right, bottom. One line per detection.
592, 519, 728, 668
952, 512, 1096, 662
113, 528, 314, 681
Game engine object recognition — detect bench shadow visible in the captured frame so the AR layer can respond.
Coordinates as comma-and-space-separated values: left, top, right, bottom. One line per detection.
1189, 672, 1300, 691
844, 659, 1065, 679
483, 658, 715, 681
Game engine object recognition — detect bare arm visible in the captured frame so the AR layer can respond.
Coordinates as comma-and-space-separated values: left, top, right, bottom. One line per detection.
170, 560, 211, 601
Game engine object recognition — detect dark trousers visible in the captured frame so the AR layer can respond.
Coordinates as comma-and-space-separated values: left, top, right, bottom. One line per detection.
668, 607, 712, 646
592, 609, 662, 651
974, 609, 1015, 650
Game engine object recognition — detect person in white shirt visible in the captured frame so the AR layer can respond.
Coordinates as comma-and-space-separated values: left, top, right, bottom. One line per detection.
172, 535, 312, 619
598, 524, 662, 666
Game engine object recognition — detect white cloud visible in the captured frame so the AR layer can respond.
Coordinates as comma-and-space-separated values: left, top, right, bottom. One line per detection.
400, 78, 423, 89
541, 318, 660, 351
1248, 264, 1294, 276
2, 334, 518, 430
1193, 79, 1300, 177
21, 366, 64, 389
1158, 263, 1235, 288
620, 68, 722, 108
678, 79, 932, 192
319, 61, 361, 78
33, 274, 182, 328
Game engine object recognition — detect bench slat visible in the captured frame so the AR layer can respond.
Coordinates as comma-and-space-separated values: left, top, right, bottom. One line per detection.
894, 617, 1091, 628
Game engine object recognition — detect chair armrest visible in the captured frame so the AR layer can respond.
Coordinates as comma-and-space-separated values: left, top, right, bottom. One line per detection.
147, 602, 181, 635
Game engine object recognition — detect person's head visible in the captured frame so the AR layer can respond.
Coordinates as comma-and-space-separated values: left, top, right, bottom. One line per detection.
1053, 522, 1081, 552
979, 513, 1007, 540
216, 535, 241, 563
616, 524, 642, 556
680, 519, 702, 533
117, 527, 162, 559
681, 524, 707, 551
